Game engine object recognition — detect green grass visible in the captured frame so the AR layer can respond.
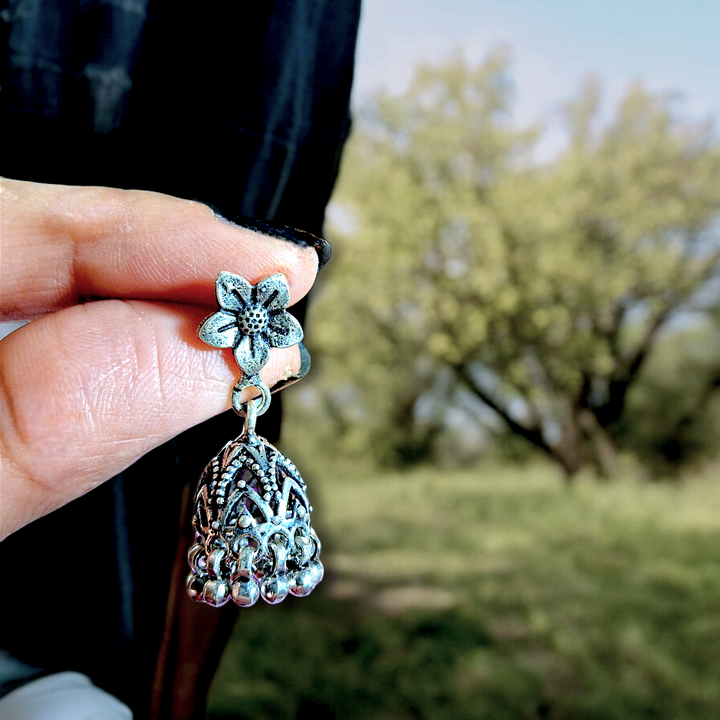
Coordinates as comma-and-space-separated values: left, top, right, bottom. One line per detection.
207, 462, 720, 719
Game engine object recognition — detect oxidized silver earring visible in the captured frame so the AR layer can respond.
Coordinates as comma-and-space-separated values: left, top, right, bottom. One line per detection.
186, 272, 323, 607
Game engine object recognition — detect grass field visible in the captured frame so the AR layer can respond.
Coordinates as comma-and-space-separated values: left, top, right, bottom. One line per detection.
207, 461, 720, 719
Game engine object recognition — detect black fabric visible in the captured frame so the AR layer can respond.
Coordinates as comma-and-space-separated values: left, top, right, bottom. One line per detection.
0, 0, 358, 228
0, 0, 360, 715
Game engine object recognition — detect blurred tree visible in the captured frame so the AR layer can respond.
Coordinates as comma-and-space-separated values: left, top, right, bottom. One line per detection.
619, 316, 720, 478
312, 52, 720, 479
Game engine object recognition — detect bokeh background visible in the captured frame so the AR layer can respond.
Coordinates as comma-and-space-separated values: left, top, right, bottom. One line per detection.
209, 2, 720, 718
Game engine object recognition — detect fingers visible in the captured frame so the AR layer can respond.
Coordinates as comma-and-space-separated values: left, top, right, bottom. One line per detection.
0, 177, 321, 538
0, 178, 318, 320
0, 298, 303, 539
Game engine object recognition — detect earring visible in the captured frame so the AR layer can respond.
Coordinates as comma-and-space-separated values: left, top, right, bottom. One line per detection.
186, 272, 323, 607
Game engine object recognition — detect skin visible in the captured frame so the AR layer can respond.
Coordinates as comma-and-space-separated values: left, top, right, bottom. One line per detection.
0, 178, 318, 540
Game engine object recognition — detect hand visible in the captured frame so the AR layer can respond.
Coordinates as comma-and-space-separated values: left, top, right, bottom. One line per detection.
0, 178, 319, 539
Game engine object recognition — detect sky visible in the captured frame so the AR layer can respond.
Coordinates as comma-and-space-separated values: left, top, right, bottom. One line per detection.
353, 0, 720, 146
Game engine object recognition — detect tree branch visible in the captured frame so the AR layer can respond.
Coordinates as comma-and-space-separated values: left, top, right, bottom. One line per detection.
595, 305, 672, 428
451, 363, 556, 458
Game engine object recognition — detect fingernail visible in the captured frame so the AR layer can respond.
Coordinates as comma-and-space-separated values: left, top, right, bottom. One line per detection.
271, 342, 311, 394
211, 211, 332, 270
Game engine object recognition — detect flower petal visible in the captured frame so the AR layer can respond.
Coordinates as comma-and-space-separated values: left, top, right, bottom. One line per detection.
267, 311, 303, 348
216, 271, 251, 312
255, 273, 290, 311
233, 335, 270, 375
198, 310, 239, 348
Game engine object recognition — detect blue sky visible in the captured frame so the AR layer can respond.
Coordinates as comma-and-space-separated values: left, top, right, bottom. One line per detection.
354, 0, 719, 136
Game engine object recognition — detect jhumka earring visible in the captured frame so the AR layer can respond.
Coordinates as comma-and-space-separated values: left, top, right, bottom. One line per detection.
186, 272, 323, 607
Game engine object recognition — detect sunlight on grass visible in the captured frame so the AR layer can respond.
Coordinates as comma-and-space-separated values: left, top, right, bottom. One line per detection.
208, 462, 720, 720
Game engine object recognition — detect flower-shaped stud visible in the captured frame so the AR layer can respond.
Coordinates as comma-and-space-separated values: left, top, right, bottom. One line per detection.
199, 272, 303, 376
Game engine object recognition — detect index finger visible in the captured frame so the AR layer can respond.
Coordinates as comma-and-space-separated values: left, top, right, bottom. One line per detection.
0, 178, 324, 320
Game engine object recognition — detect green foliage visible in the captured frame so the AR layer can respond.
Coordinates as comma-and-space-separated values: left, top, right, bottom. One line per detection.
209, 463, 720, 719
309, 51, 720, 476
620, 320, 720, 477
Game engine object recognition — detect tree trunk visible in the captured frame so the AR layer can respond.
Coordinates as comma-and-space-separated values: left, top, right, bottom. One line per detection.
573, 406, 619, 479
590, 423, 620, 480
551, 406, 620, 482
552, 410, 587, 483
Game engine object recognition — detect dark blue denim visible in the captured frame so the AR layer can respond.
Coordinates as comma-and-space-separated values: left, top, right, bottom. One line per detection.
0, 2, 359, 717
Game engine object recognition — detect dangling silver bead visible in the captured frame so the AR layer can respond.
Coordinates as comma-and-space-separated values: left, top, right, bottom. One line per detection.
186, 422, 323, 607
